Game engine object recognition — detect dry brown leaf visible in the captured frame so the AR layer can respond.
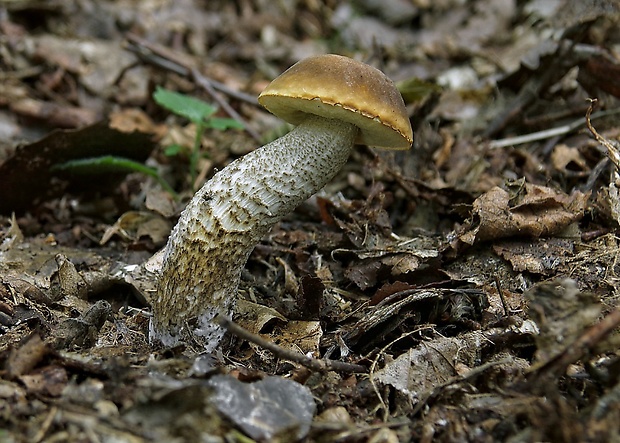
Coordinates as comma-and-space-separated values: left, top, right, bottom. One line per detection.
100, 211, 171, 245
551, 144, 588, 172
374, 331, 484, 402
6, 333, 49, 378
459, 183, 588, 245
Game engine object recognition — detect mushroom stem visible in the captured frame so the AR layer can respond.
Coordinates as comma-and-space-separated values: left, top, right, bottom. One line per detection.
151, 114, 358, 349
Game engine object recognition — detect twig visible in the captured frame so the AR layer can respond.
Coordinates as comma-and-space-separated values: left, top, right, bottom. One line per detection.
585, 99, 620, 170
32, 406, 57, 443
484, 28, 589, 138
125, 33, 258, 105
215, 315, 368, 373
124, 33, 262, 142
190, 66, 262, 142
489, 107, 620, 148
494, 276, 510, 316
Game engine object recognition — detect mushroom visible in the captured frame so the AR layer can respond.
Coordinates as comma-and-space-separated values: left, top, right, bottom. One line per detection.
151, 54, 413, 350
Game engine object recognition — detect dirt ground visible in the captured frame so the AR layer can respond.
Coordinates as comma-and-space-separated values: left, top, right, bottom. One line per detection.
1, 1, 620, 442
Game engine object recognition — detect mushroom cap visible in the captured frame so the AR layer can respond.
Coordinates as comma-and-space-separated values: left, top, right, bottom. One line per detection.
258, 54, 413, 149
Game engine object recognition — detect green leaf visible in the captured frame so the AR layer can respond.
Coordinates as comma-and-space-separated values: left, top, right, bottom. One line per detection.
206, 117, 245, 131
153, 87, 217, 123
51, 155, 178, 198
164, 144, 184, 156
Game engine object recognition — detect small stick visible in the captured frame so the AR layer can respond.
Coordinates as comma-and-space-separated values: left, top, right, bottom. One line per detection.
494, 276, 510, 316
585, 98, 620, 170
489, 107, 620, 148
124, 33, 262, 142
190, 66, 262, 142
215, 315, 368, 374
125, 33, 258, 105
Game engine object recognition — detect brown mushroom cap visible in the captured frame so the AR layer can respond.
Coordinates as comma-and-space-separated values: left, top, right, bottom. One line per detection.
258, 54, 413, 149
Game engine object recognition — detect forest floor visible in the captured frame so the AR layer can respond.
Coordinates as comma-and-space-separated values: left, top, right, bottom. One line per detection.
1, 1, 620, 442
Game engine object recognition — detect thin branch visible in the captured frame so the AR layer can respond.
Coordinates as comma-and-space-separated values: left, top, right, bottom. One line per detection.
124, 33, 262, 142
190, 66, 262, 142
125, 33, 258, 105
215, 315, 368, 374
489, 107, 620, 148
585, 98, 620, 171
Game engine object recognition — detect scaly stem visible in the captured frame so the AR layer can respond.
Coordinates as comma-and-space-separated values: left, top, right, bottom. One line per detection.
190, 121, 205, 192
151, 115, 357, 350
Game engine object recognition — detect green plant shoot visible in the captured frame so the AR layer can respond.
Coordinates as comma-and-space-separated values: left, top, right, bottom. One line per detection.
51, 156, 178, 198
153, 87, 244, 191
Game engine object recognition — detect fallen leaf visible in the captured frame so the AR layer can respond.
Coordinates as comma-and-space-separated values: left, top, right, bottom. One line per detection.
458, 183, 588, 246
100, 211, 171, 245
19, 365, 68, 396
551, 144, 588, 172
207, 375, 316, 441
6, 333, 49, 378
374, 331, 484, 402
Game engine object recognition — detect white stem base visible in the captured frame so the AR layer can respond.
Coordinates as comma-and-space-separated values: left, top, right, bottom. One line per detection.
151, 115, 357, 350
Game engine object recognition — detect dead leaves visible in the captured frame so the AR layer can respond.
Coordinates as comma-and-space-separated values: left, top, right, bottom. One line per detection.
456, 182, 588, 247
2, 0, 620, 441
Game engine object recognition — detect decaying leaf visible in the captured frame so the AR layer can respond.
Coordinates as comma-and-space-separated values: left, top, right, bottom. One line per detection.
551, 144, 588, 172
207, 375, 316, 441
343, 287, 486, 352
53, 253, 89, 299
374, 331, 485, 403
235, 299, 322, 359
100, 211, 171, 246
337, 235, 441, 290
18, 365, 68, 397
235, 299, 287, 334
457, 183, 588, 246
6, 333, 49, 379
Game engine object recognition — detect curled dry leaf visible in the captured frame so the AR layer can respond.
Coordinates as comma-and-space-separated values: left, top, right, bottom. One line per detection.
550, 144, 588, 172
457, 183, 588, 246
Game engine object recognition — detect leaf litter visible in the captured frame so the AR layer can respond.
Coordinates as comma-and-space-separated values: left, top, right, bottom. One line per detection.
1, 1, 620, 442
